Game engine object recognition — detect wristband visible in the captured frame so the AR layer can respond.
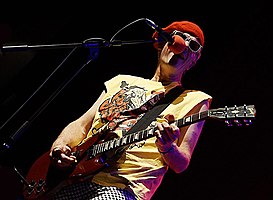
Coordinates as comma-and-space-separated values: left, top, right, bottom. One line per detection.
158, 144, 175, 155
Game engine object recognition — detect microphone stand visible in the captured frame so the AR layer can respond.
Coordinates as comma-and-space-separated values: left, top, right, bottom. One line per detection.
0, 38, 154, 148
0, 38, 154, 191
0, 38, 153, 52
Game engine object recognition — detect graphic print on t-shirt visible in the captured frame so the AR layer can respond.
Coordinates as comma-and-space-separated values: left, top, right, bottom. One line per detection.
99, 80, 148, 134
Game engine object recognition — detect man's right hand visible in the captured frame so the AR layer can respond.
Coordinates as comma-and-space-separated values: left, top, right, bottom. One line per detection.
49, 145, 77, 168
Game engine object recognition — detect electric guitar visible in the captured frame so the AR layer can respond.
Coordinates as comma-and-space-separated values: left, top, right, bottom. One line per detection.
22, 104, 256, 199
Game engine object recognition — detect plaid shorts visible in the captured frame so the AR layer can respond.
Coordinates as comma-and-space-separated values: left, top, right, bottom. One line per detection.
50, 181, 136, 200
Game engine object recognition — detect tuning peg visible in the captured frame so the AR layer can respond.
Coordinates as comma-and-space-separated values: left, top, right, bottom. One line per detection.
233, 119, 243, 126
225, 120, 233, 126
243, 119, 253, 126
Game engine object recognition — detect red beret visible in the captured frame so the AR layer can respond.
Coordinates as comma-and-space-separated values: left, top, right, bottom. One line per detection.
152, 20, 204, 49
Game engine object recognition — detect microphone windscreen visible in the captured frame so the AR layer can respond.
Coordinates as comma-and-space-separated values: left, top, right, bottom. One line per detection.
168, 35, 186, 54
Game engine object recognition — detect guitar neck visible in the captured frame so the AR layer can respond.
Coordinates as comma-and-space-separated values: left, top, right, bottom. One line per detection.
177, 110, 209, 127
87, 104, 256, 158
89, 110, 209, 158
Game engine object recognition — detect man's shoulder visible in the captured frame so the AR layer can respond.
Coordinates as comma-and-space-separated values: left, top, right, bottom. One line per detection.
107, 74, 153, 85
182, 89, 212, 100
109, 74, 139, 81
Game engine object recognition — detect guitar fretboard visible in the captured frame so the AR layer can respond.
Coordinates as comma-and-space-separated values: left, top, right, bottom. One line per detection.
87, 110, 209, 158
177, 110, 209, 127
86, 104, 256, 159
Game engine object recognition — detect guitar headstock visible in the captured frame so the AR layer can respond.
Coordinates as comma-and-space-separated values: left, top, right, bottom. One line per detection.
209, 104, 256, 126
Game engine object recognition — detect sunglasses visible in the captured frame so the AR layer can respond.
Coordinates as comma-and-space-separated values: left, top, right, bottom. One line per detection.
171, 30, 203, 53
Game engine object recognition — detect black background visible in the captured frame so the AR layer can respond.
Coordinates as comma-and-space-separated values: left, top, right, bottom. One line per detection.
0, 2, 272, 200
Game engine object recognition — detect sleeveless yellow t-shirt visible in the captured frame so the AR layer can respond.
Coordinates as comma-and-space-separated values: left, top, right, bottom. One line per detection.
83, 74, 212, 200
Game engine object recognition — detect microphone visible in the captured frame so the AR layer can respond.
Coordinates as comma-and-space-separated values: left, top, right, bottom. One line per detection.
145, 18, 185, 54
145, 18, 174, 45
168, 35, 186, 54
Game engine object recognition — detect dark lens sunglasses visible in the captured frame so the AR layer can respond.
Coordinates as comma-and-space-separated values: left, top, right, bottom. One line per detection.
172, 30, 203, 53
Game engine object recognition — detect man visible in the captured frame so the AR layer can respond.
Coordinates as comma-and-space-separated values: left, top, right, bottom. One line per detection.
48, 19, 212, 200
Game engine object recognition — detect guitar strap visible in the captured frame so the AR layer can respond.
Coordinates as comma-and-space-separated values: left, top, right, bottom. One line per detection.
126, 85, 185, 134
